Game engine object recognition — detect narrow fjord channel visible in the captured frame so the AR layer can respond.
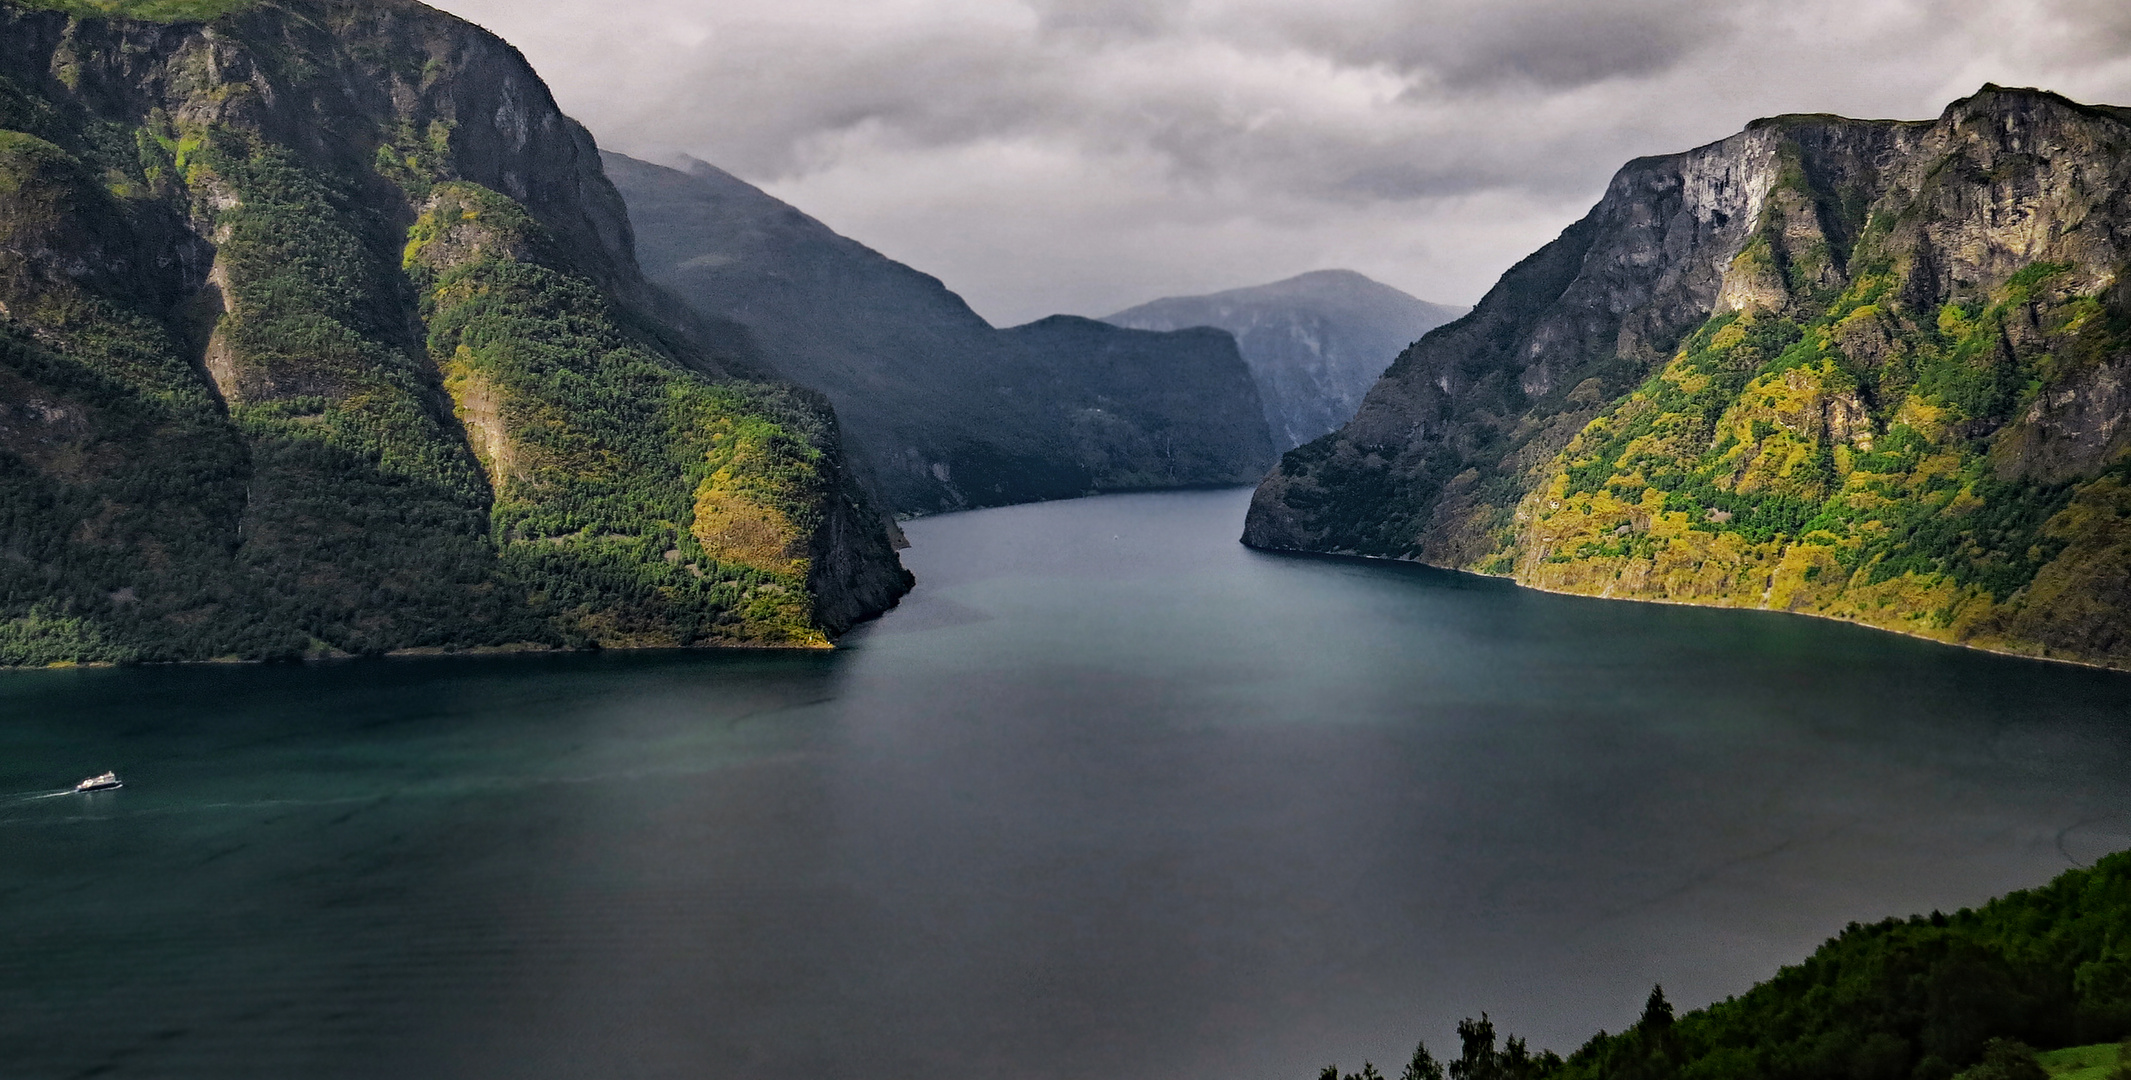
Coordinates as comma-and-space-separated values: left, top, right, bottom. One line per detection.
2, 487, 2127, 1079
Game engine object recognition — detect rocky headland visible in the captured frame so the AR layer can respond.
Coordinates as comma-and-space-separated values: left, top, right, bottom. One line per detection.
1247, 87, 2131, 669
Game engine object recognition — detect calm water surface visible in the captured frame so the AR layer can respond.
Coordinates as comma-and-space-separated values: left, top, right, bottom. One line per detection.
4, 488, 2129, 1079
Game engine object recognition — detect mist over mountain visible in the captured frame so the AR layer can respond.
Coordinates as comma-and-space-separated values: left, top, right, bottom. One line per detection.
1106, 270, 1466, 450
608, 153, 1275, 515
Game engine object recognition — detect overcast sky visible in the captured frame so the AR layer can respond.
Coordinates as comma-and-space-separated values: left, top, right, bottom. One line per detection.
433, 0, 2131, 326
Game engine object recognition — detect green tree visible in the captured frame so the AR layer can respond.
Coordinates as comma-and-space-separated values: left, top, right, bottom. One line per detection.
1636, 987, 1672, 1035
1450, 1015, 1500, 1080
1954, 1039, 2045, 1080
1402, 1039, 1446, 1080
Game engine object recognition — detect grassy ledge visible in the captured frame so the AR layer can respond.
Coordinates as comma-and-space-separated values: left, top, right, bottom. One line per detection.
7, 0, 260, 22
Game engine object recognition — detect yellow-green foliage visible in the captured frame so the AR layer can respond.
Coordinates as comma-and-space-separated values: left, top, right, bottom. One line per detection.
0, 129, 64, 194
0, 603, 130, 666
1499, 260, 2129, 664
8, 0, 257, 22
686, 410, 816, 580
201, 129, 483, 496
408, 182, 831, 648
2036, 1042, 2126, 1080
372, 119, 455, 198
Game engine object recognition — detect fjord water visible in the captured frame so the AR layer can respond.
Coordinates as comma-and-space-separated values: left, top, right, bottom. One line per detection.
3, 489, 2128, 1079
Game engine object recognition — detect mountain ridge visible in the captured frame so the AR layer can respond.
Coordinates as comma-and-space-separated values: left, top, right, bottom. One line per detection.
608, 151, 1276, 516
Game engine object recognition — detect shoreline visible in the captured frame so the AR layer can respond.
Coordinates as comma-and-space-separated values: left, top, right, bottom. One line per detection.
1248, 541, 2131, 677
0, 638, 844, 674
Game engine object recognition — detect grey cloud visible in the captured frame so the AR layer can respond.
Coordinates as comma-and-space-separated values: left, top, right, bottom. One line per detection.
1257, 0, 1737, 91
2042, 0, 2131, 55
616, 7, 1675, 204
1026, 0, 1191, 40
1430, 3, 1730, 88
654, 32, 1058, 173
433, 0, 2131, 323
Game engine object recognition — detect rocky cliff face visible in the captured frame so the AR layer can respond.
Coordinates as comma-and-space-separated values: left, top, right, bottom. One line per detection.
1105, 269, 1465, 450
606, 153, 1276, 515
1247, 87, 2131, 669
0, 0, 908, 663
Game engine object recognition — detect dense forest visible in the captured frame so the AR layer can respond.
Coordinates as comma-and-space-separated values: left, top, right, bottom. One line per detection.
1319, 852, 2131, 1080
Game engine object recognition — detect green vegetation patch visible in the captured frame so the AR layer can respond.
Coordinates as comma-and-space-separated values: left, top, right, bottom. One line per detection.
7, 0, 260, 23
0, 603, 130, 666
2037, 1042, 2130, 1080
182, 129, 543, 657
408, 182, 833, 647
205, 129, 482, 493
1517, 254, 2123, 623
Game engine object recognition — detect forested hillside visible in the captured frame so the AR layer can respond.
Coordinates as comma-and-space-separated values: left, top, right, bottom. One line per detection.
1321, 851, 2131, 1080
0, 0, 908, 664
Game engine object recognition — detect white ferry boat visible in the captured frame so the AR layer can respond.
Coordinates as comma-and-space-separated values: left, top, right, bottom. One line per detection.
73, 772, 122, 793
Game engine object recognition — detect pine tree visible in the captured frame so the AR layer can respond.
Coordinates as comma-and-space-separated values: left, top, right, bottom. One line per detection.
1637, 986, 1674, 1035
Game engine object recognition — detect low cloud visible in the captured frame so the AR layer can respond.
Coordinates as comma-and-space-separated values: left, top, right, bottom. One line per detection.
436, 0, 2131, 324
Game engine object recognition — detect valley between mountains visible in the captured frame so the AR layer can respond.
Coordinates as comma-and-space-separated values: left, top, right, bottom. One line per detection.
1, 0, 2129, 677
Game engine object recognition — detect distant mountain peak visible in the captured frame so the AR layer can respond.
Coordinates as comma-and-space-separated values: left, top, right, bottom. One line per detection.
1104, 271, 1467, 450
1123, 269, 1444, 312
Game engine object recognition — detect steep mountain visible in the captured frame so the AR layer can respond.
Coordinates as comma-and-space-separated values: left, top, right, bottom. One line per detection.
1247, 87, 2131, 669
1104, 269, 1466, 449
605, 153, 1276, 515
0, 0, 908, 664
